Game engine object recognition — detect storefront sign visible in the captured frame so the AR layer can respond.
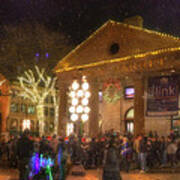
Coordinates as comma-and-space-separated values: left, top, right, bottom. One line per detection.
147, 76, 179, 116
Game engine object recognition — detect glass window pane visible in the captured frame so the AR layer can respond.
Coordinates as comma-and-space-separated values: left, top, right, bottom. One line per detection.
44, 107, 48, 116
27, 105, 35, 114
50, 108, 54, 117
10, 103, 18, 112
21, 104, 27, 113
126, 108, 134, 119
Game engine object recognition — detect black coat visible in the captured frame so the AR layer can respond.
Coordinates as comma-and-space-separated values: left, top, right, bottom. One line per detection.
17, 136, 33, 160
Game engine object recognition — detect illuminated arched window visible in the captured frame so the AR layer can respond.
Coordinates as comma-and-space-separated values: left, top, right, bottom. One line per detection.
125, 107, 134, 134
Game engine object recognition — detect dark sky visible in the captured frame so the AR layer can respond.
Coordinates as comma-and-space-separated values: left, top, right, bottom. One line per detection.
0, 0, 180, 44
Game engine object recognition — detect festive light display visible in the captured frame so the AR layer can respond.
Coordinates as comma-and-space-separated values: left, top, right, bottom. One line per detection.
17, 66, 57, 136
103, 79, 122, 103
29, 153, 54, 180
68, 76, 91, 134
55, 47, 180, 73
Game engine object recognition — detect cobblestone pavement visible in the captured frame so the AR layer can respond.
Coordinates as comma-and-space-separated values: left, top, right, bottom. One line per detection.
1, 168, 180, 180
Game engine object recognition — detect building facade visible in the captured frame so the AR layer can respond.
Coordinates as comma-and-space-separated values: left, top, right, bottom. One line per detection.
55, 18, 180, 137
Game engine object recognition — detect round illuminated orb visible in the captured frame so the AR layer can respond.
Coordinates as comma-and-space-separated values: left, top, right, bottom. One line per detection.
77, 90, 84, 97
72, 81, 79, 90
84, 91, 91, 98
69, 91, 76, 98
81, 114, 89, 122
82, 98, 89, 106
69, 106, 75, 113
76, 105, 83, 113
82, 82, 89, 90
72, 98, 78, 106
84, 106, 90, 113
71, 114, 78, 122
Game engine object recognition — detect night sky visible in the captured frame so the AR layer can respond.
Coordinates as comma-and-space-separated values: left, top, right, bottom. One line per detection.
0, 0, 180, 44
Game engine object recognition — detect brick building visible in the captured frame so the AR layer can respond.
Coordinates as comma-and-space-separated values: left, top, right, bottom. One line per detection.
55, 18, 180, 137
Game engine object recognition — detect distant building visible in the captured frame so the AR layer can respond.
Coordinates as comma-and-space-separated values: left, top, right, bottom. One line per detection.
7, 82, 57, 136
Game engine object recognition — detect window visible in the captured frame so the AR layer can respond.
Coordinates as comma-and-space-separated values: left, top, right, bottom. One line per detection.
10, 103, 19, 112
45, 96, 49, 103
126, 121, 134, 134
50, 108, 55, 117
44, 107, 48, 116
50, 96, 54, 104
27, 105, 35, 114
125, 107, 134, 134
21, 104, 27, 113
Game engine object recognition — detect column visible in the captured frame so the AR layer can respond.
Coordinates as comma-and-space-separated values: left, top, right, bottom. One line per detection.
58, 79, 69, 137
89, 80, 99, 137
134, 75, 145, 136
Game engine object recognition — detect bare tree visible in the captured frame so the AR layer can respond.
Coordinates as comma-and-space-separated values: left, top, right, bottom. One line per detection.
18, 66, 57, 136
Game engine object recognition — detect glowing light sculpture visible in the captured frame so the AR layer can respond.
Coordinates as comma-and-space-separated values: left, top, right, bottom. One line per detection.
17, 65, 57, 136
68, 76, 91, 135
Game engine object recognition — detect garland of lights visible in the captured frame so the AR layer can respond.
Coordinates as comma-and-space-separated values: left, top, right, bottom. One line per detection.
103, 80, 122, 103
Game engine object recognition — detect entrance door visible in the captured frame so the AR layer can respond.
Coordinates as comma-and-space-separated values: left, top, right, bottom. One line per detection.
125, 107, 134, 134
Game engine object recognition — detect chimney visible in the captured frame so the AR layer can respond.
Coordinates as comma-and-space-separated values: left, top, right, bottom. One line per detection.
123, 15, 143, 28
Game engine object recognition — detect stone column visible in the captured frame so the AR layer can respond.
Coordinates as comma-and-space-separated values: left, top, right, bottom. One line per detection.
58, 79, 69, 137
89, 80, 99, 137
134, 75, 145, 136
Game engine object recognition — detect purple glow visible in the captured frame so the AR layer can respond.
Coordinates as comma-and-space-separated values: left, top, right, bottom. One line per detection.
45, 53, 49, 58
29, 153, 54, 179
125, 87, 135, 98
35, 53, 40, 57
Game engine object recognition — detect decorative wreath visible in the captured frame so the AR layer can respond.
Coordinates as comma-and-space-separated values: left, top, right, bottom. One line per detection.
103, 80, 122, 103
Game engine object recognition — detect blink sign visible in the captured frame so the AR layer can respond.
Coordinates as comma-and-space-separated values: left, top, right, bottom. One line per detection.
147, 76, 179, 116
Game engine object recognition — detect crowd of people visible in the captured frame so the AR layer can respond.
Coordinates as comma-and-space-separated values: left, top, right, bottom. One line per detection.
0, 129, 180, 180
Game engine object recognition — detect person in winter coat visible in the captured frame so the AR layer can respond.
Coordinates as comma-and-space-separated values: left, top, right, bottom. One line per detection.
102, 136, 122, 180
16, 129, 34, 180
167, 138, 178, 167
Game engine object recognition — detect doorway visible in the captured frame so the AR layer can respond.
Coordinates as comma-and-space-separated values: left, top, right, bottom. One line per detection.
125, 107, 134, 134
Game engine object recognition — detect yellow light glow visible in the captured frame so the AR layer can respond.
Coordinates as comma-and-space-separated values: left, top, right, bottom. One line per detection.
66, 123, 74, 136
72, 98, 78, 106
84, 91, 91, 98
81, 114, 89, 122
82, 98, 89, 106
77, 90, 84, 97
23, 119, 31, 131
82, 82, 89, 90
71, 114, 78, 121
84, 106, 90, 113
76, 105, 83, 113
72, 81, 79, 90
69, 106, 76, 113
69, 91, 76, 98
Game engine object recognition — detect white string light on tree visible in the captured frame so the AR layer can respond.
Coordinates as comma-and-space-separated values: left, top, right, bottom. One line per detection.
69, 76, 91, 124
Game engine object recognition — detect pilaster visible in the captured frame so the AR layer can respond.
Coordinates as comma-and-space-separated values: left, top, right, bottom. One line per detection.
134, 75, 145, 136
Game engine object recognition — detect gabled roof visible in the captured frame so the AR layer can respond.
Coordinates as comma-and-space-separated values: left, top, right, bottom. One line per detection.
54, 20, 180, 73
